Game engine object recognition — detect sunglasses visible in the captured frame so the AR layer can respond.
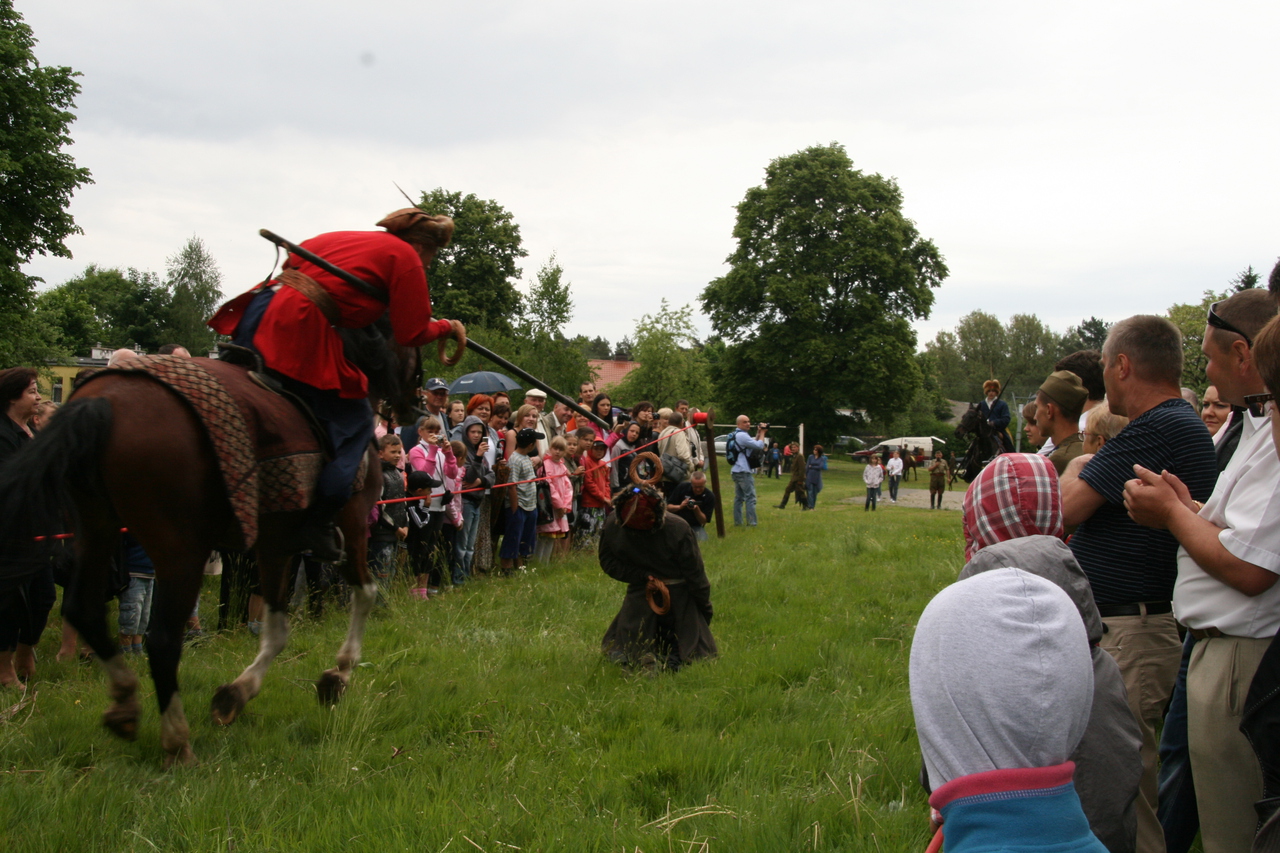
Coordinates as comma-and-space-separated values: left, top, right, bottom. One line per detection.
1245, 392, 1275, 418
1208, 301, 1253, 348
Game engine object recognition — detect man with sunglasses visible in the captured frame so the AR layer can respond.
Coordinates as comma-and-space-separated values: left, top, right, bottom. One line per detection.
1059, 315, 1219, 853
1125, 288, 1280, 853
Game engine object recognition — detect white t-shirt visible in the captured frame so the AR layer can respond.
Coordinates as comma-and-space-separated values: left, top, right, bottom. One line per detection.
886, 457, 904, 476
1173, 410, 1280, 637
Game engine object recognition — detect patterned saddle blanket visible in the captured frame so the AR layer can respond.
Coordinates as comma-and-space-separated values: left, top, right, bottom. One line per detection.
87, 355, 363, 549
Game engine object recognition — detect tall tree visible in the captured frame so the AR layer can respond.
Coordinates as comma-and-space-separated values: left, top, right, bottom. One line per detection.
34, 265, 170, 354
513, 255, 589, 398
1003, 313, 1062, 397
1231, 265, 1260, 292
163, 235, 224, 354
954, 310, 1007, 394
570, 334, 612, 360
612, 301, 712, 408
0, 0, 92, 367
1167, 290, 1225, 394
415, 188, 525, 333
700, 143, 947, 440
1060, 317, 1112, 353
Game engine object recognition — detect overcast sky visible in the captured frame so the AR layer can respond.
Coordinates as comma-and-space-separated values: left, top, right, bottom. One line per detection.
20, 1, 1280, 349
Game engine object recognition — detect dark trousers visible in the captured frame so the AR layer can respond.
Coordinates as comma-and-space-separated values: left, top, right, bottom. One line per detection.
1157, 633, 1199, 853
217, 550, 260, 630
0, 565, 57, 651
409, 512, 448, 588
499, 508, 537, 560
779, 480, 807, 508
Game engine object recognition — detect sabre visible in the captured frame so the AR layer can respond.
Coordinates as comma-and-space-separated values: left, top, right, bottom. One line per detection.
259, 229, 610, 431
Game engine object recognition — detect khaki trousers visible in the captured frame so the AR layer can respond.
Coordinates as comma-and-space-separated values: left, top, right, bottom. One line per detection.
1101, 611, 1182, 853
1188, 635, 1269, 853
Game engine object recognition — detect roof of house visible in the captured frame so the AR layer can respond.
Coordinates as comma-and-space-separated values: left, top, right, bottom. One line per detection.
587, 359, 641, 389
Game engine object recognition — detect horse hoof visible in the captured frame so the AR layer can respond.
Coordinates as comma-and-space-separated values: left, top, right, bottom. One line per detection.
102, 701, 140, 742
315, 671, 347, 705
210, 683, 245, 726
163, 744, 198, 770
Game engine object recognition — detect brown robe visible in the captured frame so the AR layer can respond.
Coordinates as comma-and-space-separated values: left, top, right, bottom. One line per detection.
599, 513, 717, 669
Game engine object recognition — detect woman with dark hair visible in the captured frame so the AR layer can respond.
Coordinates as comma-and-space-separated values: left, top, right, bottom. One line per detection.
804, 445, 828, 510
0, 367, 56, 688
631, 401, 656, 444
590, 393, 616, 440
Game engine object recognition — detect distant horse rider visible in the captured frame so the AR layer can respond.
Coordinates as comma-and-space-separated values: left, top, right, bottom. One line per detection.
979, 379, 1015, 453
208, 209, 465, 562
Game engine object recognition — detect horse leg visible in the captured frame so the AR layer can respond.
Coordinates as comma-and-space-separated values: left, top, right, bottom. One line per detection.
61, 505, 140, 740
317, 454, 380, 704
143, 550, 206, 769
211, 552, 292, 725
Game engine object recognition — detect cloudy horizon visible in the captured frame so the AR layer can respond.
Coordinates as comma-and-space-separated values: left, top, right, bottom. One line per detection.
19, 1, 1280, 351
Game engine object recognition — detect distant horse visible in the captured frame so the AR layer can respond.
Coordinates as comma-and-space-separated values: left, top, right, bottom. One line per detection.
953, 403, 1005, 483
0, 323, 427, 767
901, 447, 923, 481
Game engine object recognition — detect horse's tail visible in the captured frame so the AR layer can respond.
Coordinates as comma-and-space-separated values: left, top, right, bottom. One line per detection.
0, 396, 114, 568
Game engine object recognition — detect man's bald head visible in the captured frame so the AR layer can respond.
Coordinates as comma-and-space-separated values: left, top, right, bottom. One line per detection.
736, 415, 750, 429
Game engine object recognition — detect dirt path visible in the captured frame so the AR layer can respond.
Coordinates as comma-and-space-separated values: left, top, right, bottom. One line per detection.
839, 483, 965, 511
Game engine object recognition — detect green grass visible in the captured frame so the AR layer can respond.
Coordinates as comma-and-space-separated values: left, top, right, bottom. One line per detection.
0, 474, 965, 852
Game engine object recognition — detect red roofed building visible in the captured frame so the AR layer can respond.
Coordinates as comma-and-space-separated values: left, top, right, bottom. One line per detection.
588, 359, 641, 390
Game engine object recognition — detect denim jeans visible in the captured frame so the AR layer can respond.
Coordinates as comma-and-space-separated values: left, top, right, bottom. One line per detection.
888, 475, 901, 501
806, 484, 820, 509
452, 500, 481, 581
731, 470, 757, 526
118, 576, 155, 636
865, 486, 879, 510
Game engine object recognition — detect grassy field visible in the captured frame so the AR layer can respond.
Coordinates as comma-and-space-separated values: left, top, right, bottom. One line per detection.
0, 472, 965, 852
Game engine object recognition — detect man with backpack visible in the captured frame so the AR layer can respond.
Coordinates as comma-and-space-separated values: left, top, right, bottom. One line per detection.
728, 415, 768, 527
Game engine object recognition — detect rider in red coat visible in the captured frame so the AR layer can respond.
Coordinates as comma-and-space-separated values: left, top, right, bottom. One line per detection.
209, 209, 463, 561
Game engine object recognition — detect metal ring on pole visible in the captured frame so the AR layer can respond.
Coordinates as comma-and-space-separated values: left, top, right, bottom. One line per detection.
629, 452, 663, 487
437, 321, 467, 367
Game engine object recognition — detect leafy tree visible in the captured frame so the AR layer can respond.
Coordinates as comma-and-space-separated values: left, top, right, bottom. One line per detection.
34, 265, 170, 354
163, 235, 224, 354
1167, 290, 1225, 394
923, 330, 967, 402
1231, 265, 1260, 292
611, 337, 634, 361
611, 301, 712, 409
954, 310, 1007, 390
520, 252, 572, 337
1060, 317, 1112, 353
569, 334, 612, 360
512, 256, 589, 398
415, 188, 525, 333
700, 143, 947, 441
1003, 313, 1061, 398
0, 0, 92, 367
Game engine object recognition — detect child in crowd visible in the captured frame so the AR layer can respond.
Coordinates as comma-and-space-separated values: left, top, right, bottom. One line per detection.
863, 453, 884, 511
368, 434, 408, 605
404, 470, 439, 599
576, 438, 611, 550
500, 428, 542, 574
117, 532, 154, 654
451, 416, 493, 583
408, 415, 458, 588
536, 435, 573, 561
443, 439, 467, 573
927, 449, 949, 509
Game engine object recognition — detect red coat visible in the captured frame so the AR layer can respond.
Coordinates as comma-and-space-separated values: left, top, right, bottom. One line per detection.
208, 230, 452, 399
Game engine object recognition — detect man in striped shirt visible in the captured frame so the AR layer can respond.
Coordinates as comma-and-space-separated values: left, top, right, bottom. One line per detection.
1059, 315, 1218, 853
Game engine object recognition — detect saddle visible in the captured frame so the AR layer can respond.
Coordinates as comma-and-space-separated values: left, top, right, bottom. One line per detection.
87, 354, 366, 550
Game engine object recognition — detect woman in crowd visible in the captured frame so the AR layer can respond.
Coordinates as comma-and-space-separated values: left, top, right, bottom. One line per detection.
0, 367, 54, 688
458, 394, 493, 441
589, 393, 616, 439
30, 400, 58, 432
508, 404, 546, 459
1199, 384, 1234, 441
610, 421, 643, 495
804, 444, 828, 510
475, 401, 509, 574
631, 402, 656, 444
451, 415, 493, 582
657, 410, 694, 489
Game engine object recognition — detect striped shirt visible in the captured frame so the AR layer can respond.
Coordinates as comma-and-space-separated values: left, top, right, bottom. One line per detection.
1068, 399, 1217, 606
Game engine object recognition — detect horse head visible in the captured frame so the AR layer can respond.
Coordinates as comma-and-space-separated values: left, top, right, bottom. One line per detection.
955, 403, 981, 439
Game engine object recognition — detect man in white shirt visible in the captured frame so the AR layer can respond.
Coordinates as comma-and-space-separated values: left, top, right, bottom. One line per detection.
1125, 288, 1280, 852
885, 450, 904, 503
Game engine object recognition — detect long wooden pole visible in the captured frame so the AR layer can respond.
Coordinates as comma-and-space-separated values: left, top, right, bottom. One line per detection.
704, 410, 726, 539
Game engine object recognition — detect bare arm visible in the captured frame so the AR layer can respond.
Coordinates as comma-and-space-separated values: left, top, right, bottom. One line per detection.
1125, 465, 1278, 596
1059, 453, 1108, 527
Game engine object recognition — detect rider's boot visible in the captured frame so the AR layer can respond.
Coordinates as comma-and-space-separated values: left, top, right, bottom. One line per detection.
283, 495, 347, 564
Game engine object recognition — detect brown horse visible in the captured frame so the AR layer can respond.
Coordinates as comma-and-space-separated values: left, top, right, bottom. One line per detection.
0, 329, 424, 767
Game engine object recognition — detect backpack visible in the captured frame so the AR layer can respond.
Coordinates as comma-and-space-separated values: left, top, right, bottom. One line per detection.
726, 431, 764, 468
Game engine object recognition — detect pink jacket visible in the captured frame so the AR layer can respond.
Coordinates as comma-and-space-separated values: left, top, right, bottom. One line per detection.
537, 456, 572, 534
407, 440, 458, 512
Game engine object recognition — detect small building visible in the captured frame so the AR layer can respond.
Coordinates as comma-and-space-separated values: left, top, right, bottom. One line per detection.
39, 344, 144, 402
587, 359, 640, 390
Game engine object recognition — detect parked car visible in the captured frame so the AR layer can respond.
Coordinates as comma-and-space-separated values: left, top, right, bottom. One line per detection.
714, 434, 731, 456
851, 436, 946, 462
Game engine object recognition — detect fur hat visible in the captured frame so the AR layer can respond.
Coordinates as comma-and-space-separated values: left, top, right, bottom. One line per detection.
376, 209, 455, 250
612, 484, 665, 531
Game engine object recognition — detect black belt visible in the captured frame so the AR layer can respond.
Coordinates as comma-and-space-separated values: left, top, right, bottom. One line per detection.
1097, 601, 1172, 618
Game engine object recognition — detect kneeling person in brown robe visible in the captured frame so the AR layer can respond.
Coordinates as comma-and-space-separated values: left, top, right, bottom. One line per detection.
600, 484, 717, 671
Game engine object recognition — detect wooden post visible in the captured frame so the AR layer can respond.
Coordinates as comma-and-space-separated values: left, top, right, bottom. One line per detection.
704, 410, 726, 539
798, 423, 805, 457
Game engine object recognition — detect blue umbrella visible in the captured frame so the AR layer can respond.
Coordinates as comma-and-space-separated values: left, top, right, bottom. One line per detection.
448, 371, 523, 396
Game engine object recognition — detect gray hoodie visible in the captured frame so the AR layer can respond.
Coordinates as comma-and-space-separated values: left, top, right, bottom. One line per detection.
960, 536, 1142, 853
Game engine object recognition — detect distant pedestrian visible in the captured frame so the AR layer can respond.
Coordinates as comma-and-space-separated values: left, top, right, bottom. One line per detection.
886, 450, 903, 503
804, 445, 828, 510
729, 415, 768, 526
927, 450, 949, 509
863, 454, 884, 511
776, 444, 808, 510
